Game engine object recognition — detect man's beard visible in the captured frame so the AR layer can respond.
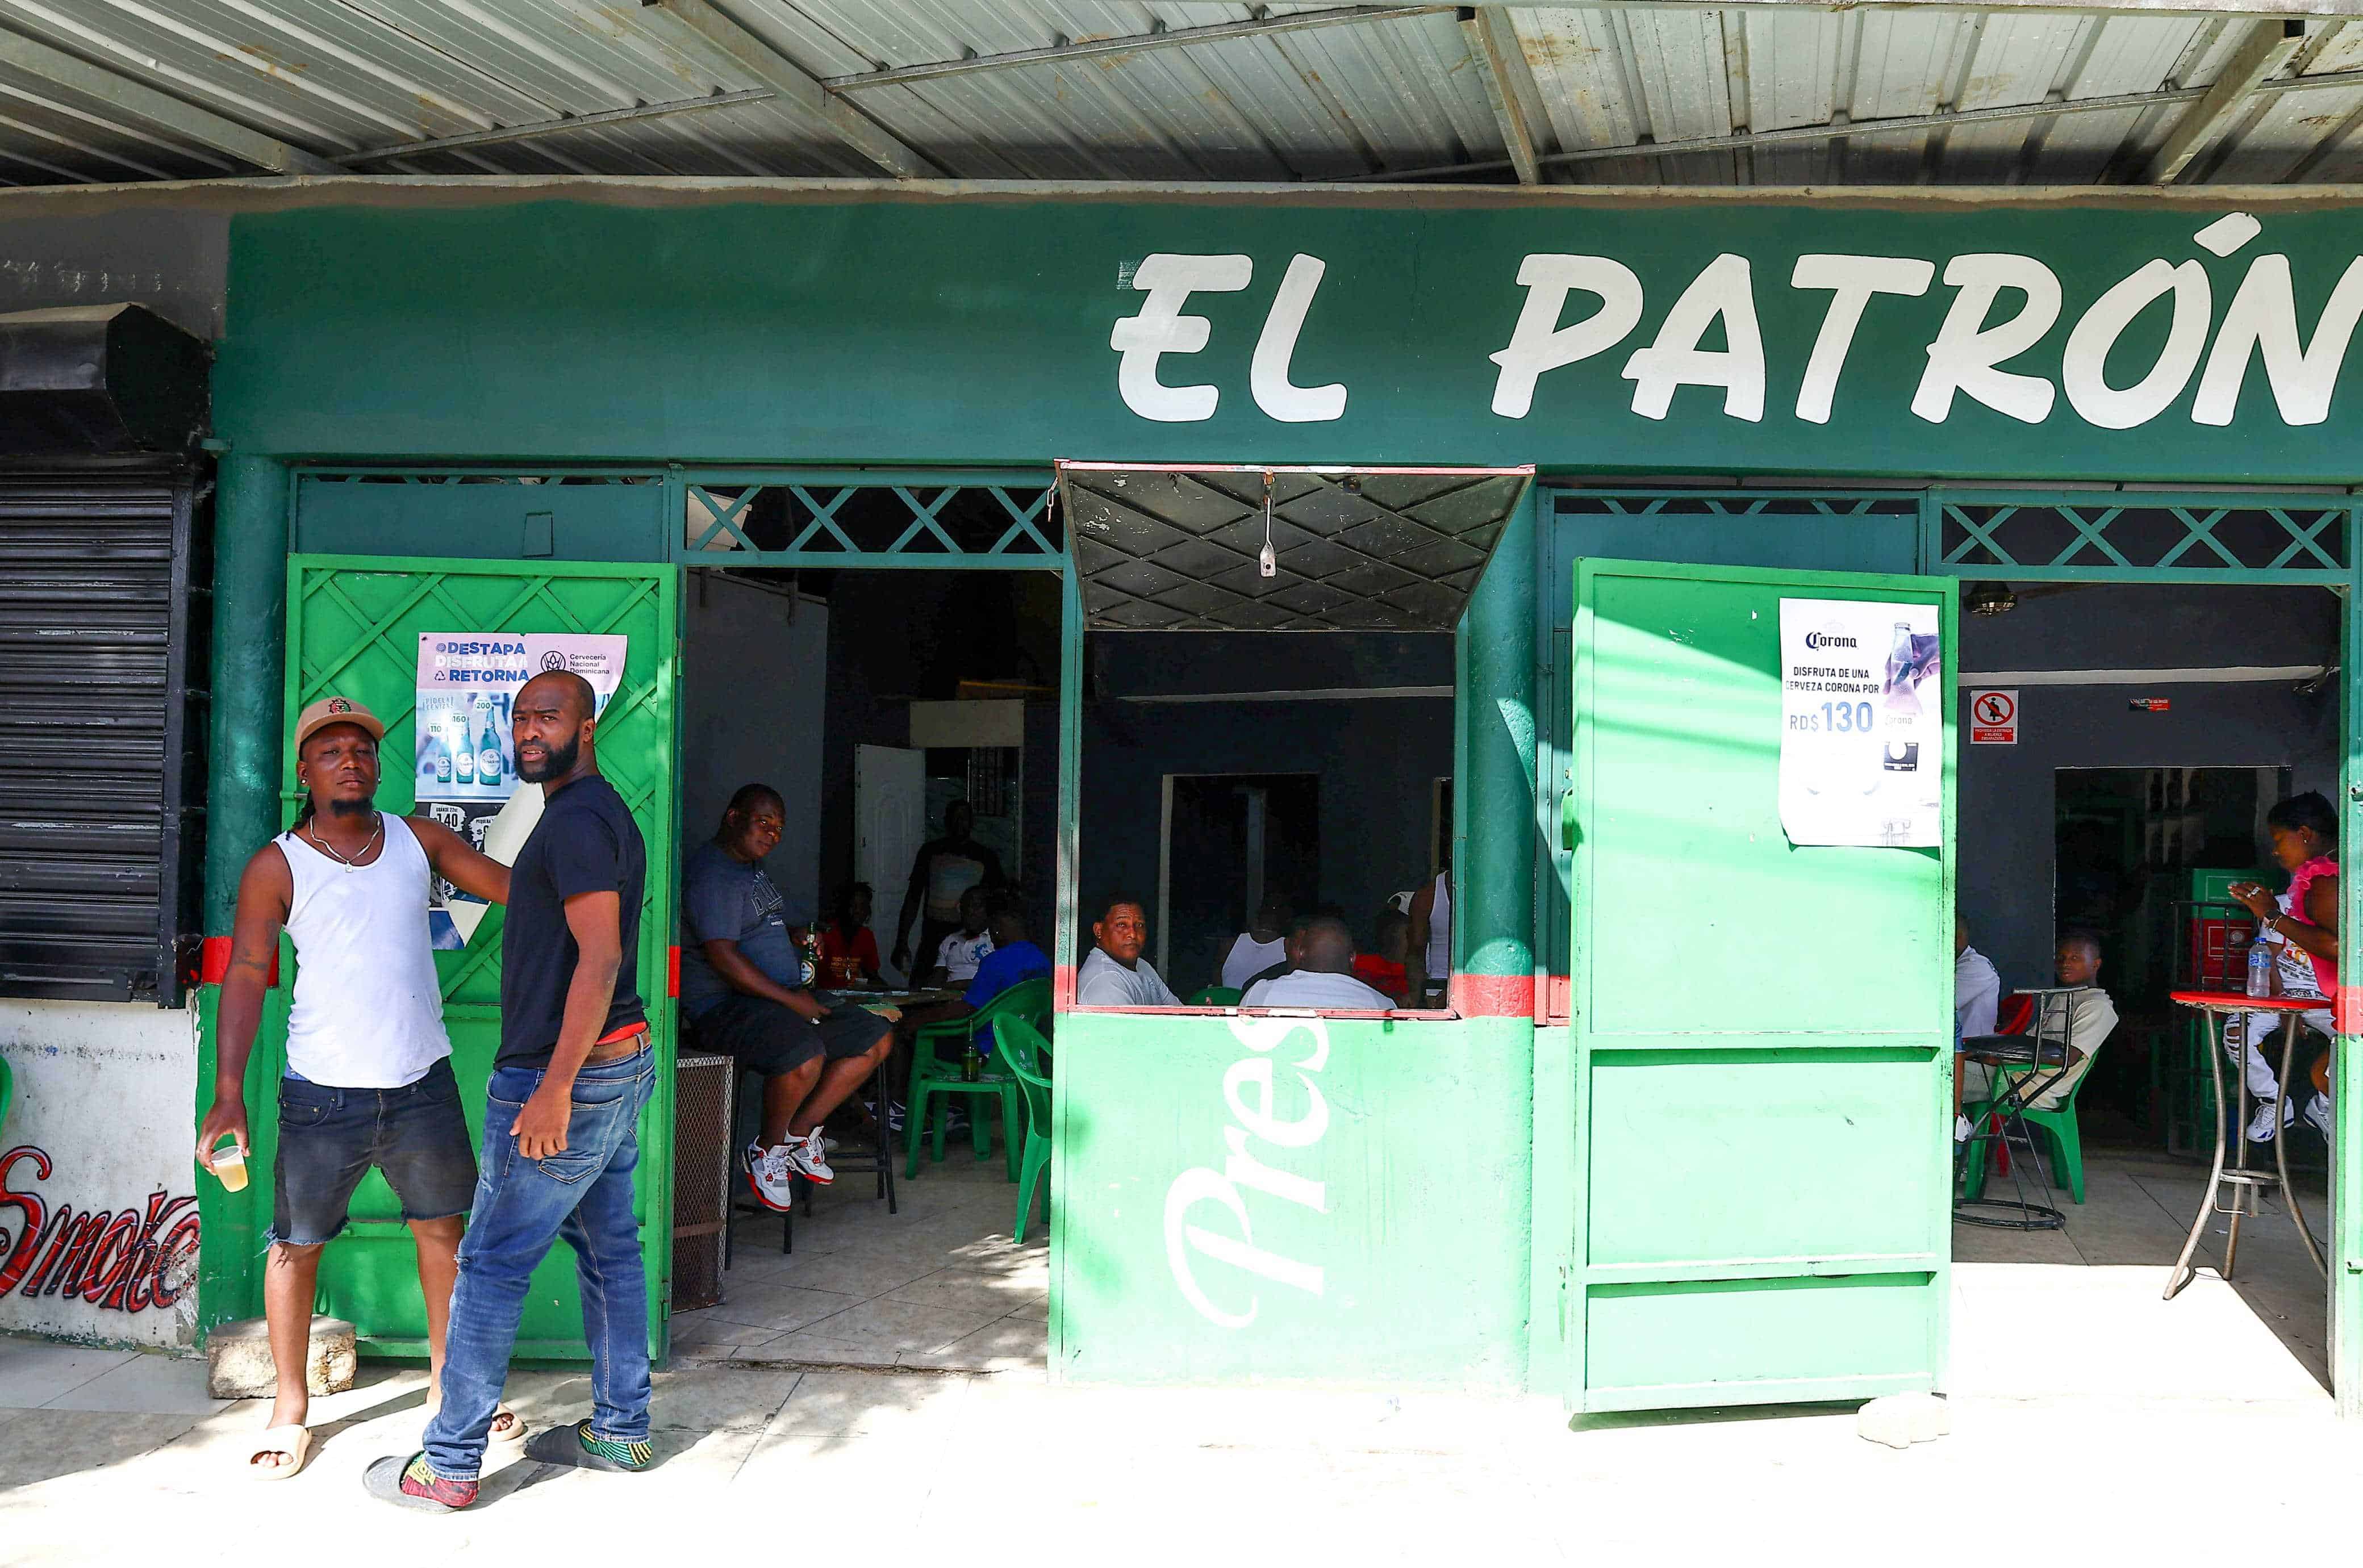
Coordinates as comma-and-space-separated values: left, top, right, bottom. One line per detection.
326, 793, 377, 818
519, 734, 580, 782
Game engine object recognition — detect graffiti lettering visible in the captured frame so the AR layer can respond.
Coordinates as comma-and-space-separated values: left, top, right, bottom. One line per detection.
0, 1145, 199, 1313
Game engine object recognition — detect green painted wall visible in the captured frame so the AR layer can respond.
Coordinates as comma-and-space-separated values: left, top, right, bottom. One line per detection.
218, 194, 2363, 482
1052, 1010, 1532, 1388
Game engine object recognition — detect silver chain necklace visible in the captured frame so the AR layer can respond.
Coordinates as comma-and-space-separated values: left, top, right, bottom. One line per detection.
305, 812, 382, 873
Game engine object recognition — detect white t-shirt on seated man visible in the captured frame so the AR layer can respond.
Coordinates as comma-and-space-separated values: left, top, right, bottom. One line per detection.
1240, 917, 1392, 1011
1965, 932, 2117, 1112
1076, 899, 1182, 1007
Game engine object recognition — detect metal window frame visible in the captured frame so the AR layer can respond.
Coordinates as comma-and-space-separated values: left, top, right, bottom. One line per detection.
670, 468, 1062, 571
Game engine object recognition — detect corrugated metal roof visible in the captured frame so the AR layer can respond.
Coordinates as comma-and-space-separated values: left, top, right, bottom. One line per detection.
0, 2, 2358, 189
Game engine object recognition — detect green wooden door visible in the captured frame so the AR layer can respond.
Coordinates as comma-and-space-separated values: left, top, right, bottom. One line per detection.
1566, 559, 1956, 1413
275, 554, 680, 1361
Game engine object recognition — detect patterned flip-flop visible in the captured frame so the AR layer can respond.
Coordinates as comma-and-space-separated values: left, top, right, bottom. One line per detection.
523, 1419, 653, 1473
363, 1452, 478, 1512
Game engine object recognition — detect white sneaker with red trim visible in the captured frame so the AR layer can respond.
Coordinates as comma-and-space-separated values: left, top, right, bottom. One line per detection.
742, 1141, 795, 1212
782, 1129, 835, 1186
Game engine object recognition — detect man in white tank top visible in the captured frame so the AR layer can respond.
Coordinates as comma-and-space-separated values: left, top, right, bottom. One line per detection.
1406, 863, 1451, 1007
198, 696, 512, 1479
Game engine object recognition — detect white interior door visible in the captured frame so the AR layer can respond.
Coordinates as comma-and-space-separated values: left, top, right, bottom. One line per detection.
856, 743, 927, 984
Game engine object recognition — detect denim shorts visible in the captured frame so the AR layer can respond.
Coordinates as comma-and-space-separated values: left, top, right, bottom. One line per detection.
270, 1056, 479, 1247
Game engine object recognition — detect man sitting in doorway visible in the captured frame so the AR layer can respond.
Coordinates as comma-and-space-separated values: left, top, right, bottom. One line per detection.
919, 885, 995, 989
1242, 916, 1395, 1010
679, 785, 894, 1209
890, 801, 1007, 980
1077, 897, 1182, 1007
1218, 900, 1291, 991
1961, 929, 2118, 1125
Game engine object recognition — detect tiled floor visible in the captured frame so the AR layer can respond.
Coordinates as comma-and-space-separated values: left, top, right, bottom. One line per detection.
1952, 1144, 2332, 1403
671, 1134, 1048, 1374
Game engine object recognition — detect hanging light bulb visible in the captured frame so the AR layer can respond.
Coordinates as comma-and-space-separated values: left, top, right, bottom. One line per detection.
1259, 470, 1277, 578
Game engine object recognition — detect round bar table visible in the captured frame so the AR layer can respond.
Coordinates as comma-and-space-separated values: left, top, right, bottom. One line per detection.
2162, 989, 2330, 1301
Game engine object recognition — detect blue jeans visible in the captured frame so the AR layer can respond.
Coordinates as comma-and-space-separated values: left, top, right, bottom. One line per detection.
422, 1047, 656, 1481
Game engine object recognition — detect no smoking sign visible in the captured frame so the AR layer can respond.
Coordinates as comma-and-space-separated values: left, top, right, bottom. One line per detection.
1970, 688, 2018, 745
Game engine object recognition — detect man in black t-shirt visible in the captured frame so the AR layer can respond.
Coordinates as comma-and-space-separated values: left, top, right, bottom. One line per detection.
371, 670, 658, 1514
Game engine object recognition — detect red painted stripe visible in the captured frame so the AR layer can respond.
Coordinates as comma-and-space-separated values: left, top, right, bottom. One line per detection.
2340, 985, 2362, 1035
667, 945, 680, 1000
1543, 974, 1571, 1026
1451, 972, 1535, 1018
1054, 962, 1077, 1012
197, 937, 278, 988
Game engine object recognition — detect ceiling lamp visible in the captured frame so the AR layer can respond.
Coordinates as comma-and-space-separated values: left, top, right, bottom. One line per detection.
1964, 581, 2017, 617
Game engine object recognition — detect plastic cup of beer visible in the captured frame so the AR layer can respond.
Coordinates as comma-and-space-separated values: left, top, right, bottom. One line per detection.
209, 1138, 249, 1192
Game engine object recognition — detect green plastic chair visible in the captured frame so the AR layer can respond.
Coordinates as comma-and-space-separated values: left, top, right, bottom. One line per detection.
1188, 986, 1242, 1007
997, 1015, 1055, 1244
1962, 1064, 2097, 1205
906, 977, 1049, 1181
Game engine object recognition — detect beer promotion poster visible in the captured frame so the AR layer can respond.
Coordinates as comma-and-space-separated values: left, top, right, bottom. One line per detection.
415, 631, 628, 946
1777, 598, 1941, 849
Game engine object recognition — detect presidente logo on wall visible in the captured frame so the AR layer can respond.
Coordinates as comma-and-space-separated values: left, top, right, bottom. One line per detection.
415, 632, 627, 947
1107, 211, 2353, 433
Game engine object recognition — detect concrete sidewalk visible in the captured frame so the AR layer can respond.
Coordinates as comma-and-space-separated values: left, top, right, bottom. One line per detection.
2, 1336, 2357, 1566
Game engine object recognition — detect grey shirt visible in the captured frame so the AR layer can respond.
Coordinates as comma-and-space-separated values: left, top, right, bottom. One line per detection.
679, 840, 803, 1019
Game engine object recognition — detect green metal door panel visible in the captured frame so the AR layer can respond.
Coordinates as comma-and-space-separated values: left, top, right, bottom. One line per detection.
1581, 1273, 1938, 1412
1568, 559, 1955, 1415
1583, 572, 1946, 1038
1051, 1011, 1533, 1389
253, 554, 680, 1361
291, 473, 667, 562
1585, 1049, 1943, 1268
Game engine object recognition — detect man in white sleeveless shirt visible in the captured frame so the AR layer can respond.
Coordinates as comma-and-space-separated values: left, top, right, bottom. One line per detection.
198, 696, 511, 1479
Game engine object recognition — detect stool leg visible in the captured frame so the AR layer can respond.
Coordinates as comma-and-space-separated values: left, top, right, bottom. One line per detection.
2166, 1009, 2232, 1301
2276, 1017, 2328, 1278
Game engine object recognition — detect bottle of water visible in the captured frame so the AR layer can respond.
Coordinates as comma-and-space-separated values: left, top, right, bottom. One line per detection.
2247, 931, 2273, 998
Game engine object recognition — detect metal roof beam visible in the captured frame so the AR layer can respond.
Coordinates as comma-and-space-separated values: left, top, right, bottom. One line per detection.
824, 6, 1454, 91
1352, 56, 2363, 182
1460, 8, 1542, 184
0, 26, 336, 175
633, 0, 942, 178
2142, 19, 2306, 182
333, 88, 775, 168
1515, 1, 2363, 15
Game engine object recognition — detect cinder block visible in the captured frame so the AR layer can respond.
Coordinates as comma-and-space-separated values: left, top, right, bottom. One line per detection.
205, 1315, 357, 1400
1856, 1391, 1951, 1449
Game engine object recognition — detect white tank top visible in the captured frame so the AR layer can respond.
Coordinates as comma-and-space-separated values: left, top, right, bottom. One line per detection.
1425, 871, 1451, 979
278, 814, 451, 1088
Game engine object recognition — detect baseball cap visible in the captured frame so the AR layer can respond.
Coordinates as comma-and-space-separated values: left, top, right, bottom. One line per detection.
293, 695, 386, 752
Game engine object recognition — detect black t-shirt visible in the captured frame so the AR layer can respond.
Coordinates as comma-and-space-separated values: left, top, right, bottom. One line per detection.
499, 773, 647, 1070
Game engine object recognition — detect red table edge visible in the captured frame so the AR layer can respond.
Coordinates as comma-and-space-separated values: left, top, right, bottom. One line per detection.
2169, 989, 2323, 1010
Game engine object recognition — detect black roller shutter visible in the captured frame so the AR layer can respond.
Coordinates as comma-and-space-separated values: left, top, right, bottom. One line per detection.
0, 459, 206, 1003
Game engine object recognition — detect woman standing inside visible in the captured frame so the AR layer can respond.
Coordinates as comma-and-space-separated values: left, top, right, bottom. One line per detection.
2231, 792, 2341, 1139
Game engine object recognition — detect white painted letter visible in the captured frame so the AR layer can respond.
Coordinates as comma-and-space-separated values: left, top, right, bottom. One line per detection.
2193, 254, 2363, 427
1488, 254, 1644, 418
1912, 254, 2062, 424
2063, 259, 2212, 430
1789, 254, 1934, 424
1250, 253, 1346, 423
1110, 253, 1253, 423
1621, 253, 1765, 422
1223, 1056, 1330, 1149
1163, 1167, 1325, 1329
1223, 1126, 1329, 1213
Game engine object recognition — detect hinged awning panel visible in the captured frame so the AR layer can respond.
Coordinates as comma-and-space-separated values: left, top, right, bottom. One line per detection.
1058, 462, 1533, 632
